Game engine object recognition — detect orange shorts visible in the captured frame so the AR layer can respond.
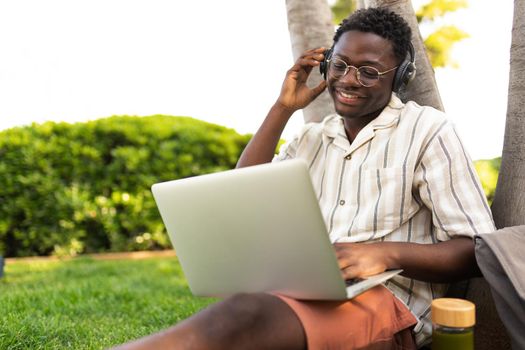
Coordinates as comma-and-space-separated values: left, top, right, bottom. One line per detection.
276, 285, 418, 350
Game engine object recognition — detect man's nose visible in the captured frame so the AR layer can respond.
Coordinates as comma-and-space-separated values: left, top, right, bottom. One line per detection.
339, 66, 362, 87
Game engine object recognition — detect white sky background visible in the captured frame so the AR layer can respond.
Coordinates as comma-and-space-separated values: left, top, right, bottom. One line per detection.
0, 0, 514, 160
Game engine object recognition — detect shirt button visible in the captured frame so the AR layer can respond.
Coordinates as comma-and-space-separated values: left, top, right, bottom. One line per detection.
339, 200, 346, 206
345, 155, 351, 160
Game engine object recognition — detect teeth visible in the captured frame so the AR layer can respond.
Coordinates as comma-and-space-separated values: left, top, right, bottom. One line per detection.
339, 91, 358, 99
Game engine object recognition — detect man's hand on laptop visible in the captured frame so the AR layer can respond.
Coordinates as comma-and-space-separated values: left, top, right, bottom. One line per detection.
334, 242, 392, 280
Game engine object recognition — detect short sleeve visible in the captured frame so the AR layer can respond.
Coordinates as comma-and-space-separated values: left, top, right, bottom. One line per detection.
272, 122, 317, 163
415, 122, 495, 240
273, 135, 299, 162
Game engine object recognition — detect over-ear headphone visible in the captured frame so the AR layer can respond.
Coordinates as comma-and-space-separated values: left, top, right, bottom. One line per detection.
392, 42, 416, 93
319, 42, 416, 93
319, 47, 333, 80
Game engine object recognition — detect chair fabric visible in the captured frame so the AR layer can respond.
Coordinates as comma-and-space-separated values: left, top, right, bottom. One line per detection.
475, 225, 525, 350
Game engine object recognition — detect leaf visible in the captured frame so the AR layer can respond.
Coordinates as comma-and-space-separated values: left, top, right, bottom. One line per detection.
416, 0, 468, 23
424, 25, 469, 68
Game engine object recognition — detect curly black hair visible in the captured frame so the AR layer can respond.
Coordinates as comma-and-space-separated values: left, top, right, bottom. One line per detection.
333, 7, 412, 63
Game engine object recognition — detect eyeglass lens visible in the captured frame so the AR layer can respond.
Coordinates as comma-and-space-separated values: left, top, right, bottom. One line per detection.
328, 58, 380, 87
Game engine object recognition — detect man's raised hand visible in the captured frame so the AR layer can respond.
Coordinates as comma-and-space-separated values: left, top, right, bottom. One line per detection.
275, 47, 328, 113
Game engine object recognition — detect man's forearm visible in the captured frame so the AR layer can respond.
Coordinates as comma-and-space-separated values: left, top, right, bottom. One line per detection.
236, 103, 295, 168
385, 237, 481, 283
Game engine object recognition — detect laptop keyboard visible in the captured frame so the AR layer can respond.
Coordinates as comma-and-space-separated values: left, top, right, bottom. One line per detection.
345, 277, 365, 287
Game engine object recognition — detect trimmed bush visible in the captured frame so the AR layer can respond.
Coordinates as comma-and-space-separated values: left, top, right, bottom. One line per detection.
0, 116, 251, 257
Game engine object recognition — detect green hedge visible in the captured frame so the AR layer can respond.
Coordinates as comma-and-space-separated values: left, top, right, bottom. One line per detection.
0, 116, 251, 257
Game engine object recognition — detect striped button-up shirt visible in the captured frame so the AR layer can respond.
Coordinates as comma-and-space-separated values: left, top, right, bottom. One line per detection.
274, 94, 495, 345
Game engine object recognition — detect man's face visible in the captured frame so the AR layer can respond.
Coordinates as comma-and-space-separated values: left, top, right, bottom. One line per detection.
327, 30, 398, 121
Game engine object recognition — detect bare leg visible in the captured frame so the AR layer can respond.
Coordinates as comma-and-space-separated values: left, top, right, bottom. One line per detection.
111, 293, 306, 350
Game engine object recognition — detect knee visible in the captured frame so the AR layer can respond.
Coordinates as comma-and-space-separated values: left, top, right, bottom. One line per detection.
201, 293, 273, 340
216, 293, 270, 330
188, 293, 304, 349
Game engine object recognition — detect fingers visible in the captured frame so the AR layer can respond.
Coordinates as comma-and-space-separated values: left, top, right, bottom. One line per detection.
289, 47, 327, 75
334, 243, 354, 270
339, 260, 379, 280
303, 46, 327, 58
277, 47, 328, 110
341, 265, 361, 280
299, 47, 326, 59
336, 251, 360, 280
304, 48, 326, 64
334, 242, 387, 280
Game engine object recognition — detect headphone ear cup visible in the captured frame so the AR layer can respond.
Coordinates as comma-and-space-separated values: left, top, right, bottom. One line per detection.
392, 60, 409, 92
393, 43, 417, 93
404, 62, 416, 85
319, 48, 333, 80
394, 60, 416, 92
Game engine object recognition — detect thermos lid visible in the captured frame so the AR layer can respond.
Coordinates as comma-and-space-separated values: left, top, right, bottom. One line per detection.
432, 298, 476, 327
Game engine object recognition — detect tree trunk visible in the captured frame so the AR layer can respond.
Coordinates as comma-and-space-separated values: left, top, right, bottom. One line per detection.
285, 0, 335, 123
460, 2, 525, 348
491, 0, 525, 229
360, 0, 444, 111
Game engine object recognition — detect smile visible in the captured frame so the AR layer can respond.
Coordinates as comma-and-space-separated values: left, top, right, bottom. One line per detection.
339, 91, 360, 99
335, 89, 365, 104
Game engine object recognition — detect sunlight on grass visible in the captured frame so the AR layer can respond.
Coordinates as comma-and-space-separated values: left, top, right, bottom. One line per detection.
0, 256, 216, 349
4, 260, 65, 284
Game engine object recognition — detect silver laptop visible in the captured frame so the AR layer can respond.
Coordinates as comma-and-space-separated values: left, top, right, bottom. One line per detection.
151, 159, 401, 300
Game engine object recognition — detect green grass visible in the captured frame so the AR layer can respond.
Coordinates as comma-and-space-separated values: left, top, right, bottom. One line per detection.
0, 256, 216, 349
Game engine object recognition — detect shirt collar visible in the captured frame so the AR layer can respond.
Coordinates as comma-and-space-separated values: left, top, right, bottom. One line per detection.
322, 93, 404, 139
321, 93, 404, 154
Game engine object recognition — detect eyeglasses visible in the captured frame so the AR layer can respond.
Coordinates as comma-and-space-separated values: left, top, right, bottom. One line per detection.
327, 57, 398, 87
